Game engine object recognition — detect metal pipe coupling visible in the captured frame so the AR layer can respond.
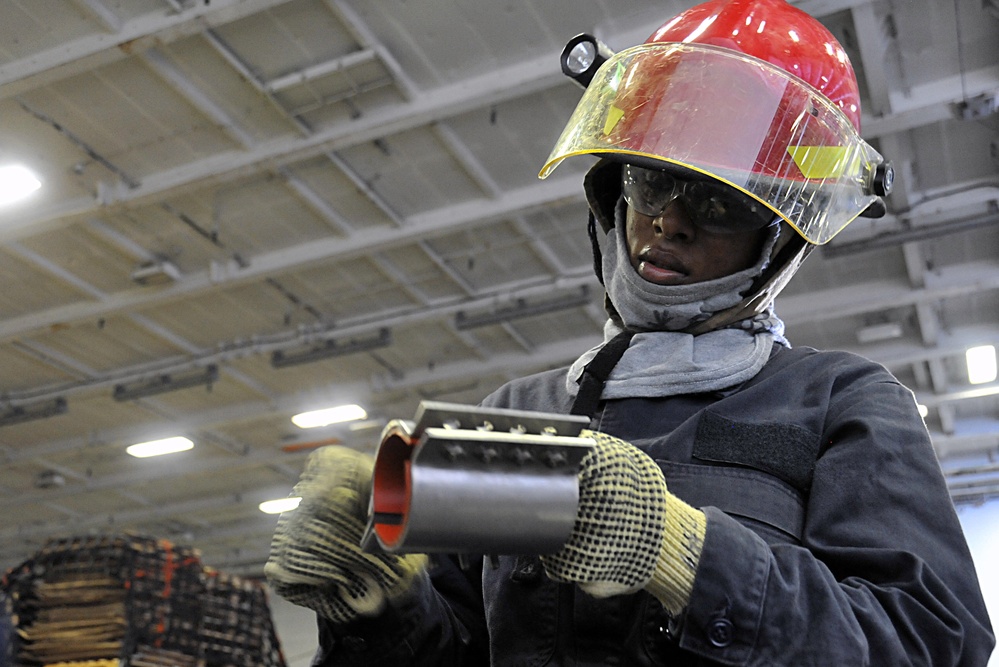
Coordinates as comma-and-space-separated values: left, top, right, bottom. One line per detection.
362, 401, 595, 555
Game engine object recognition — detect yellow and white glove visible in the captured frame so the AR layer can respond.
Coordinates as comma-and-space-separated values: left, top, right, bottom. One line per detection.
540, 430, 706, 615
264, 446, 427, 624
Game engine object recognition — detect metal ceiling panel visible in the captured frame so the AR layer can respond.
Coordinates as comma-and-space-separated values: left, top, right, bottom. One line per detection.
0, 1, 116, 59
0, 0, 995, 577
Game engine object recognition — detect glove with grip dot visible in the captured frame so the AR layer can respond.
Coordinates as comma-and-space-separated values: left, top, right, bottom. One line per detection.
264, 445, 427, 624
540, 430, 706, 615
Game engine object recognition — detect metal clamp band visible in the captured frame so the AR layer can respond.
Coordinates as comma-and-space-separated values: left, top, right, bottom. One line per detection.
362, 401, 594, 555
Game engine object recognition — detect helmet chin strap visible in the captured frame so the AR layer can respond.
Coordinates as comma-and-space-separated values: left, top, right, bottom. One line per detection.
684, 230, 811, 335
605, 189, 780, 327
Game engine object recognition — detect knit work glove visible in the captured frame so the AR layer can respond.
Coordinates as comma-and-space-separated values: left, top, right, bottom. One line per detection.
264, 446, 428, 624
540, 430, 707, 615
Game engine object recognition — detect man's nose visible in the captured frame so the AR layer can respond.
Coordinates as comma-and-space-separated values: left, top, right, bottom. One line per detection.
653, 201, 695, 240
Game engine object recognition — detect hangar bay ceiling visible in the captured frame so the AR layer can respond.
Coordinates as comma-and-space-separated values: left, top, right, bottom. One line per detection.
0, 0, 997, 574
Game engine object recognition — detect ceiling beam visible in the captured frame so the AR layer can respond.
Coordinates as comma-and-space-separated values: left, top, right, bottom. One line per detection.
0, 0, 296, 98
5, 250, 998, 408
141, 48, 256, 148
862, 64, 999, 138
72, 0, 123, 33
2, 331, 604, 467
849, 3, 893, 118
777, 261, 999, 324
0, 50, 567, 242
323, 0, 419, 100
8, 311, 999, 472
791, 0, 873, 16
0, 173, 584, 343
3, 168, 997, 349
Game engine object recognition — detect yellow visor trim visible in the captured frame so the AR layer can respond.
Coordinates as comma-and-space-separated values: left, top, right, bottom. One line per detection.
786, 146, 862, 180
604, 106, 625, 137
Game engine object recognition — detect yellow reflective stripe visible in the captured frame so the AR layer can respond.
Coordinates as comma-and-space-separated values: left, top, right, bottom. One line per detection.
603, 105, 625, 137
786, 146, 861, 179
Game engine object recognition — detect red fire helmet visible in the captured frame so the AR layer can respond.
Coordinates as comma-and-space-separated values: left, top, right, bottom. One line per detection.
541, 0, 891, 244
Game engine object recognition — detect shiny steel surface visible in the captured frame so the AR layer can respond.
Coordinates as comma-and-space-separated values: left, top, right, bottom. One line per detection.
366, 402, 594, 554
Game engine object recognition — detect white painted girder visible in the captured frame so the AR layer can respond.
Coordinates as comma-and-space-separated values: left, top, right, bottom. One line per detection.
863, 64, 999, 138
791, 0, 873, 16
2, 339, 997, 566
3, 168, 994, 354
850, 3, 894, 118
6, 32, 976, 248
72, 0, 123, 33
6, 236, 279, 404
6, 253, 999, 418
0, 0, 297, 98
0, 333, 610, 566
777, 261, 999, 324
323, 0, 419, 101
0, 51, 566, 242
0, 173, 584, 342
3, 330, 604, 468
142, 48, 257, 149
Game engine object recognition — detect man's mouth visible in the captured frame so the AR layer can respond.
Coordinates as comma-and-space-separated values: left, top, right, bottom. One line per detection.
636, 250, 688, 285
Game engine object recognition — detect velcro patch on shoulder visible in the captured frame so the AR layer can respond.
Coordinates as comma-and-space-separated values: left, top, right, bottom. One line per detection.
693, 411, 820, 493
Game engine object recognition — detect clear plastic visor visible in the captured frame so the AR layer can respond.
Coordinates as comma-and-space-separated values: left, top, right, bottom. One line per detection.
540, 43, 886, 245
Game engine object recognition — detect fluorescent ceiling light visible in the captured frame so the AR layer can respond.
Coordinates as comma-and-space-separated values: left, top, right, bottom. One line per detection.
259, 497, 302, 514
292, 404, 367, 429
0, 165, 41, 205
964, 345, 996, 384
127, 436, 194, 458
966, 345, 997, 385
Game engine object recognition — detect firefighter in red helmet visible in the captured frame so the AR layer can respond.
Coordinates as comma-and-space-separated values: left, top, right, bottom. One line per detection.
267, 2, 994, 664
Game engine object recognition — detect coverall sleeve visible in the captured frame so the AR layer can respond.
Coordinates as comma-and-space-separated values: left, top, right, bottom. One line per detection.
311, 554, 488, 666
674, 378, 995, 665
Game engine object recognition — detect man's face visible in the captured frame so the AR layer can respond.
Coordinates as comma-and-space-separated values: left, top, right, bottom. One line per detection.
625, 202, 770, 285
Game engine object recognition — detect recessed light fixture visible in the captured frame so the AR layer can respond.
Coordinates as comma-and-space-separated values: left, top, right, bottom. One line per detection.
126, 436, 194, 458
0, 164, 41, 206
259, 497, 302, 514
292, 404, 367, 429
966, 345, 997, 385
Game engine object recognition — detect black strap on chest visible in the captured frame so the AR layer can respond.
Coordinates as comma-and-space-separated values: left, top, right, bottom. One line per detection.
569, 330, 635, 417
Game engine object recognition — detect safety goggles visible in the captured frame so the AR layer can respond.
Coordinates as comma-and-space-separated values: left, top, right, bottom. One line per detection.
540, 42, 890, 244
621, 164, 777, 234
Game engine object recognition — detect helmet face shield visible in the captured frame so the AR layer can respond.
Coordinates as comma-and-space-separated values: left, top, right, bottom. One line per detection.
541, 43, 887, 245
